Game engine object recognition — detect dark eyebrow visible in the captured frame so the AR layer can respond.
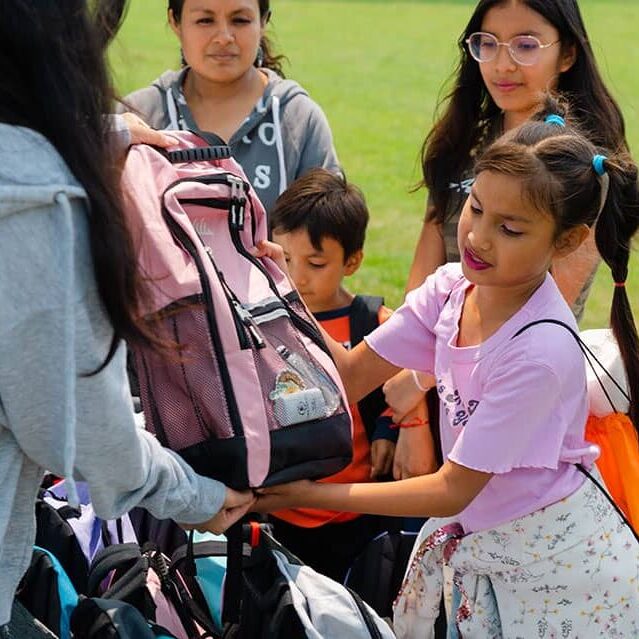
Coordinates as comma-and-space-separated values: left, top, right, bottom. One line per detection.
470, 188, 533, 223
483, 29, 544, 38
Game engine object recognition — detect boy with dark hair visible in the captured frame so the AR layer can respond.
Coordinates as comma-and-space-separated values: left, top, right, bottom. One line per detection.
268, 167, 401, 582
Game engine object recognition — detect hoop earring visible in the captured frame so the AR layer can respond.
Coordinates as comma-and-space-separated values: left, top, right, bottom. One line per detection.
255, 45, 264, 68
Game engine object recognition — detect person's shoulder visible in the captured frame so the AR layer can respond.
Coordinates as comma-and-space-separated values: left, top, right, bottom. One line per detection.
500, 284, 582, 374
119, 69, 181, 125
0, 124, 77, 188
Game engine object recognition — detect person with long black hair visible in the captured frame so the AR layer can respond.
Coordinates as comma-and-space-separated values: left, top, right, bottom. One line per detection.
0, 1, 254, 633
387, 0, 631, 481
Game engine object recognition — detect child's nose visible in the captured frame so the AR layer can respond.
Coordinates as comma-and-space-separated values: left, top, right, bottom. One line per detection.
495, 44, 517, 73
469, 225, 491, 251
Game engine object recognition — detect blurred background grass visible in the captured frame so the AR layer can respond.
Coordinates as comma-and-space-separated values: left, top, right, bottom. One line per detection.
110, 0, 639, 326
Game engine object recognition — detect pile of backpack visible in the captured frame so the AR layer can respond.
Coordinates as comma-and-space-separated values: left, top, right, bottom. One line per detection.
18, 478, 397, 639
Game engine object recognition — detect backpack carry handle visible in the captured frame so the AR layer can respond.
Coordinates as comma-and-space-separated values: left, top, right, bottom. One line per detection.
162, 145, 232, 164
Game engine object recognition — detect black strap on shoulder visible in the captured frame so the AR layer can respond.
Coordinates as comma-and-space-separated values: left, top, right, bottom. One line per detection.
513, 319, 637, 541
349, 295, 384, 348
350, 296, 388, 441
513, 319, 630, 413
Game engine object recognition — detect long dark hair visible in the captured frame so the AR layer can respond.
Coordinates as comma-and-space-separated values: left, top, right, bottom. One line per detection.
168, 0, 286, 76
0, 0, 155, 368
475, 96, 639, 429
423, 0, 627, 224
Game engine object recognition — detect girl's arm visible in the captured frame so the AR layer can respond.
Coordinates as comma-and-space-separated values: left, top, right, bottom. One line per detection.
320, 327, 401, 404
258, 460, 492, 518
405, 215, 447, 293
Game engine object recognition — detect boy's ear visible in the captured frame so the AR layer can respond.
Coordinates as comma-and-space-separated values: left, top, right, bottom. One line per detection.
554, 224, 590, 257
344, 249, 364, 276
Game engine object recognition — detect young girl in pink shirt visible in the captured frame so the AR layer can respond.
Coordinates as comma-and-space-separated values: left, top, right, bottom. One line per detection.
257, 98, 639, 636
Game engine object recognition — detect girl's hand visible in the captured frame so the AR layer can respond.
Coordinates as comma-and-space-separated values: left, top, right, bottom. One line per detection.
120, 112, 178, 148
383, 369, 432, 422
251, 240, 288, 274
370, 439, 395, 479
180, 487, 256, 535
254, 479, 314, 513
392, 402, 438, 480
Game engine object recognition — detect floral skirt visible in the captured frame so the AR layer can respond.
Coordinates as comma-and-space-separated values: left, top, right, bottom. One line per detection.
393, 476, 639, 638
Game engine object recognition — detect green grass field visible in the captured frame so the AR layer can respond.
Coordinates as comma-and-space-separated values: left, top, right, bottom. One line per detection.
111, 0, 639, 327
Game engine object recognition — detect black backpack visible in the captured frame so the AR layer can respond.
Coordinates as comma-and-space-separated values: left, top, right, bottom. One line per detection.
71, 598, 178, 639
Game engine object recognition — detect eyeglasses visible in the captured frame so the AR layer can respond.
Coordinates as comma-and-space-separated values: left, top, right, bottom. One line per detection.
466, 32, 560, 66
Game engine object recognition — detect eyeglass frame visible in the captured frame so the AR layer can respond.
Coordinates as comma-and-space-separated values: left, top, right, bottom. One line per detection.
465, 31, 560, 67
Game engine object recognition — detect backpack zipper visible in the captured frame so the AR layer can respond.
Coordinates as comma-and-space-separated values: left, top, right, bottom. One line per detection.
162, 204, 244, 438
226, 212, 330, 356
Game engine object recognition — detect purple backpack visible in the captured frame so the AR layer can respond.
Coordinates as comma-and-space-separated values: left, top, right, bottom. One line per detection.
121, 132, 352, 488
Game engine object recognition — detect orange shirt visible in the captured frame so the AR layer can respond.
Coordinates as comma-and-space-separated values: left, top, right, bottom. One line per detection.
273, 303, 391, 528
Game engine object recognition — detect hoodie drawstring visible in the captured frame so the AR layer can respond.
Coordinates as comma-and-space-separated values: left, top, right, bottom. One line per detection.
166, 87, 180, 131
271, 95, 287, 195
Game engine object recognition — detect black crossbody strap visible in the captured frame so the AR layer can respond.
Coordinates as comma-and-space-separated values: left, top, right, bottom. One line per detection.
513, 319, 630, 413
514, 319, 637, 541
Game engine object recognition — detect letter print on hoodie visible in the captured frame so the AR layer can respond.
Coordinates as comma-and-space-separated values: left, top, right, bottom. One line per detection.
121, 67, 340, 214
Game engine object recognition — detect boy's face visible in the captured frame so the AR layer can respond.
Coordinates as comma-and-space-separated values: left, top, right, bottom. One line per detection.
272, 228, 362, 313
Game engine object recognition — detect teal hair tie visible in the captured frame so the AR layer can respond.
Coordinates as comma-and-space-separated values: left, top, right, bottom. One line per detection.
544, 114, 566, 127
592, 155, 607, 176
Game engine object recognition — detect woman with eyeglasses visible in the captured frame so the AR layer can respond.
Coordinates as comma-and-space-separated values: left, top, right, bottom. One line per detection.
406, 0, 626, 304
386, 0, 630, 483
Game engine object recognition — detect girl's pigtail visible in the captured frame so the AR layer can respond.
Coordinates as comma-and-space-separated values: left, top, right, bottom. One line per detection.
595, 155, 639, 428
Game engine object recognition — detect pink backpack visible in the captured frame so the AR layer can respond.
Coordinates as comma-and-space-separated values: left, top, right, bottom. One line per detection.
121, 131, 352, 488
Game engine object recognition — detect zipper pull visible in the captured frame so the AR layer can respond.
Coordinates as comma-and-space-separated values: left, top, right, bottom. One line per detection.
228, 176, 246, 230
236, 304, 266, 349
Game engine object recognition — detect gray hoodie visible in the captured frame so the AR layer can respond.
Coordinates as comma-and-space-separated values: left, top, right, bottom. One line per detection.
119, 68, 340, 213
0, 124, 226, 625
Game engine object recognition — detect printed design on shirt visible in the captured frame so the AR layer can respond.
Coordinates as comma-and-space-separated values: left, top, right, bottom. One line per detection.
437, 378, 480, 428
240, 118, 277, 192
448, 178, 475, 194
254, 165, 271, 190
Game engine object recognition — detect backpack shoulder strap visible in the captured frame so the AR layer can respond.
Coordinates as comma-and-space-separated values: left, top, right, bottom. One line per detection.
349, 295, 384, 348
349, 296, 387, 442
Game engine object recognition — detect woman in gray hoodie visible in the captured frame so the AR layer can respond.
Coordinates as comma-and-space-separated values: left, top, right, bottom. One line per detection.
0, 1, 254, 634
120, 0, 340, 214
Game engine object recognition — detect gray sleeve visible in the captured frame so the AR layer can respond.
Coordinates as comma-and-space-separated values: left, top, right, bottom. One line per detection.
293, 97, 341, 179
115, 86, 171, 130
106, 113, 131, 158
0, 197, 226, 524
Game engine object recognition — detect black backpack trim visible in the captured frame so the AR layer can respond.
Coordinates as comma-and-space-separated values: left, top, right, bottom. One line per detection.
349, 295, 387, 441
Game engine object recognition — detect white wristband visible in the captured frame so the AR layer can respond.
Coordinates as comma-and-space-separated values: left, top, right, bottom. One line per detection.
411, 369, 429, 393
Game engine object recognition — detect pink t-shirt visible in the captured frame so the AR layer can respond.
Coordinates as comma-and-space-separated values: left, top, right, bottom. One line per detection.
365, 264, 599, 533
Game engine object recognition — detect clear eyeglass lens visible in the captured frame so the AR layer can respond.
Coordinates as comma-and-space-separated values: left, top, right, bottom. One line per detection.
468, 33, 542, 65
510, 36, 541, 65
